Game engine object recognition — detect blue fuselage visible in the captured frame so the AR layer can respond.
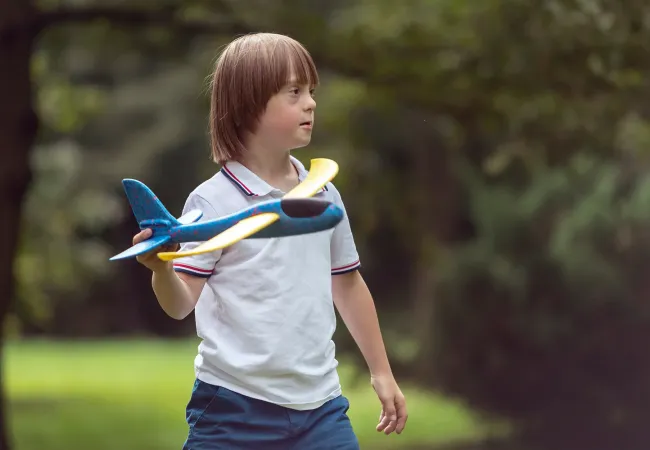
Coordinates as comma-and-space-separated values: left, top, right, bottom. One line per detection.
150, 198, 343, 243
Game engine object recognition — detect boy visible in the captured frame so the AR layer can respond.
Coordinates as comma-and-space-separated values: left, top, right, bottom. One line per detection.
133, 32, 407, 449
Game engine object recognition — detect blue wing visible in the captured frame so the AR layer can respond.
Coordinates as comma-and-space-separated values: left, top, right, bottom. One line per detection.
109, 235, 171, 261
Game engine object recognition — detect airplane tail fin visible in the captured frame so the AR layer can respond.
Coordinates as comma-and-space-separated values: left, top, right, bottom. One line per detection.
122, 179, 181, 229
110, 179, 204, 261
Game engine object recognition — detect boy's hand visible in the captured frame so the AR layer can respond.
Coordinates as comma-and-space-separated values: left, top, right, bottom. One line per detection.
133, 229, 179, 273
371, 374, 408, 435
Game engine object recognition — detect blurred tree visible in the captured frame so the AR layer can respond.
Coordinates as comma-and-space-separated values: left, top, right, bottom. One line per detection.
0, 0, 249, 447
313, 1, 650, 448
433, 154, 650, 449
18, 35, 222, 336
5, 0, 650, 449
0, 3, 40, 448
13, 0, 362, 336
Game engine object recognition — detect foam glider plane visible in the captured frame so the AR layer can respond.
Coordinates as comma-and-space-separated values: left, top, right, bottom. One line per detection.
109, 158, 341, 262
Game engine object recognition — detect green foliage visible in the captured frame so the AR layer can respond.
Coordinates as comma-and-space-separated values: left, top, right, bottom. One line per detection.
16, 15, 220, 331
317, 3, 650, 446
431, 154, 650, 448
15, 142, 124, 327
16, 1, 650, 448
16, 43, 119, 329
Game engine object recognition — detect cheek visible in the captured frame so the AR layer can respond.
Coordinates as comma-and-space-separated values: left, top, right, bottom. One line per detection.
268, 96, 300, 119
264, 108, 299, 132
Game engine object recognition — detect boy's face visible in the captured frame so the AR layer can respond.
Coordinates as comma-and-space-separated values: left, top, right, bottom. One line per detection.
254, 72, 316, 152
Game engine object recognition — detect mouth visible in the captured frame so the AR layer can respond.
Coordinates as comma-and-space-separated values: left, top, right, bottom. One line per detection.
300, 121, 312, 128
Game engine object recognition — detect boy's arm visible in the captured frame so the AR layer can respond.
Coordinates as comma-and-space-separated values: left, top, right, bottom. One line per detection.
152, 265, 207, 320
145, 191, 221, 319
332, 270, 408, 436
134, 228, 207, 320
328, 184, 408, 434
332, 270, 392, 376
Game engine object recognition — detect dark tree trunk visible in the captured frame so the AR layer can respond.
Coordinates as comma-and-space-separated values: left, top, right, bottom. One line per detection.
0, 1, 38, 449
409, 120, 473, 381
0, 3, 251, 448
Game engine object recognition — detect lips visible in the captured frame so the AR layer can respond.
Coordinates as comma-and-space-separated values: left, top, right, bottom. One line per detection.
300, 121, 312, 126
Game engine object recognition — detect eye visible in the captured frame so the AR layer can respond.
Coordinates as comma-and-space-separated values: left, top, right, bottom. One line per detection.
309, 88, 316, 98
289, 87, 300, 95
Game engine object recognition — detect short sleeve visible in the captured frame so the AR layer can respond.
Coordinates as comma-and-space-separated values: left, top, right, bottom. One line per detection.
172, 193, 222, 279
329, 185, 361, 275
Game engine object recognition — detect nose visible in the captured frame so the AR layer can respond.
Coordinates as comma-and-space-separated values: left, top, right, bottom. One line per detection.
304, 94, 316, 111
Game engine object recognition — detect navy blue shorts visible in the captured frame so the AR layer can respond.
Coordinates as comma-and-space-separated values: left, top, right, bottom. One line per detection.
183, 379, 360, 450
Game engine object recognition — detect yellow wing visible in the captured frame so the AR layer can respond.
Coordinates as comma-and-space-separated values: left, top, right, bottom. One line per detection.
157, 158, 338, 261
283, 158, 339, 198
157, 213, 279, 261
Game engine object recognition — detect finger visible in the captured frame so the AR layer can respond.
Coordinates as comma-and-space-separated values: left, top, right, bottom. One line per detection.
376, 410, 386, 432
395, 398, 408, 434
140, 242, 177, 261
382, 400, 398, 435
158, 244, 174, 253
133, 228, 152, 245
377, 409, 392, 432
384, 418, 397, 435
376, 404, 395, 434
377, 418, 391, 432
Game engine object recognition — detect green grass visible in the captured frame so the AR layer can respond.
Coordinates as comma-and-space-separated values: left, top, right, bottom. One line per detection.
5, 339, 489, 450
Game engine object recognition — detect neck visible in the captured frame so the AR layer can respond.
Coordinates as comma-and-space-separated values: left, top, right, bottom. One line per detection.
237, 136, 298, 188
239, 149, 293, 179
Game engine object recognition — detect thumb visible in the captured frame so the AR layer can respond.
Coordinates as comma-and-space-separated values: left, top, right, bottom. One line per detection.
133, 228, 152, 245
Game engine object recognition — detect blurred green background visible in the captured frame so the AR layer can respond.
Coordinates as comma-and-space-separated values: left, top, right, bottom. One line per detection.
3, 1, 650, 449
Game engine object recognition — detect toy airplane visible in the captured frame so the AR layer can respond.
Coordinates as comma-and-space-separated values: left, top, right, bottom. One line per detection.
110, 158, 341, 262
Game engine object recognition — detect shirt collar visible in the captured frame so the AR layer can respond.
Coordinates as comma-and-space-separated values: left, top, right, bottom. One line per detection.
220, 155, 327, 197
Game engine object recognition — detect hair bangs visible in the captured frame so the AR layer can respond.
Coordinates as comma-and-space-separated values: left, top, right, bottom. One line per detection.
280, 40, 319, 88
261, 38, 319, 97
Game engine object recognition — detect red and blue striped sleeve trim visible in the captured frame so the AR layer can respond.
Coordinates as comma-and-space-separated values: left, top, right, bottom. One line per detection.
173, 263, 213, 278
220, 166, 257, 197
331, 259, 361, 275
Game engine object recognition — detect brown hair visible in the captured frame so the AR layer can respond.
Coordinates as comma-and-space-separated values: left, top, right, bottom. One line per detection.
209, 33, 319, 164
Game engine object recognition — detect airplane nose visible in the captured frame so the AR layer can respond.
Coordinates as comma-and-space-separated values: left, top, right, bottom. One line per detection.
280, 198, 331, 217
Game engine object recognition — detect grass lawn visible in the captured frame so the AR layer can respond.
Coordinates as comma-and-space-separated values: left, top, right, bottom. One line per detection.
5, 339, 490, 449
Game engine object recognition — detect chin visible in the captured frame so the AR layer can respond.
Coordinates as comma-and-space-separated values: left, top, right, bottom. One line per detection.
290, 139, 311, 150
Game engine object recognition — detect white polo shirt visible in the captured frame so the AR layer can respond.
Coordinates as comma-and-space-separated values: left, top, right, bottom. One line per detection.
172, 155, 361, 410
